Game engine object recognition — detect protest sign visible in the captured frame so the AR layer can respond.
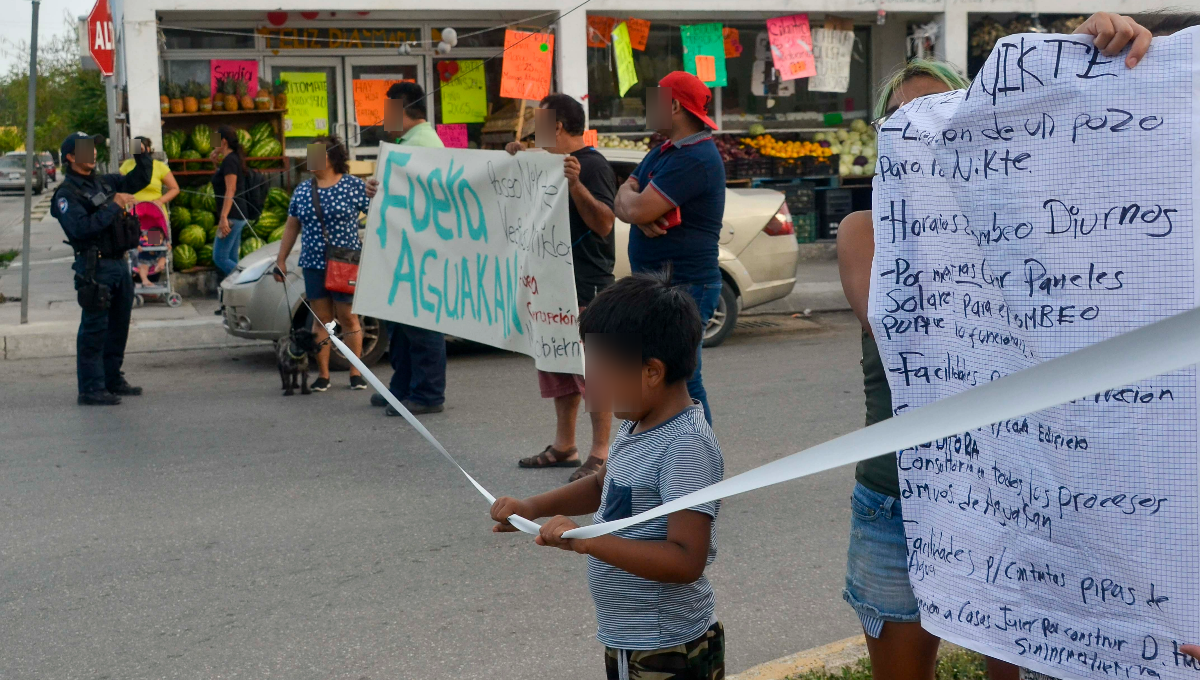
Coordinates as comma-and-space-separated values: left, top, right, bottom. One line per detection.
680, 23, 727, 87
436, 124, 468, 148
766, 14, 816, 80
352, 79, 406, 126
723, 27, 742, 58
500, 30, 554, 101
625, 18, 650, 51
439, 60, 488, 124
355, 144, 581, 374
869, 30, 1200, 680
279, 72, 328, 137
808, 28, 854, 93
612, 22, 638, 97
210, 60, 257, 99
587, 15, 616, 48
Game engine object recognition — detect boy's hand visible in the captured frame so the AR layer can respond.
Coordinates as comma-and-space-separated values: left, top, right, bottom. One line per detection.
536, 516, 586, 553
490, 496, 535, 532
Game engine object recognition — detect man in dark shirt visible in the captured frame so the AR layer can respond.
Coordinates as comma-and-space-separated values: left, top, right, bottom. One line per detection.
614, 71, 726, 425
507, 94, 617, 481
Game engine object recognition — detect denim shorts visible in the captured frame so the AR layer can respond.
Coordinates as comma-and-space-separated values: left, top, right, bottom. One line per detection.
842, 482, 920, 638
303, 267, 353, 304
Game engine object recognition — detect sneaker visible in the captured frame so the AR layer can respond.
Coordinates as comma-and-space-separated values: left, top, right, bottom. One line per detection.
107, 379, 143, 396
385, 399, 445, 416
310, 377, 330, 392
349, 375, 368, 390
370, 393, 390, 407
78, 391, 121, 406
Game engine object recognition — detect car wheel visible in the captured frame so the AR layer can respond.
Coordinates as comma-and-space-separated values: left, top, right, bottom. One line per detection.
702, 280, 738, 348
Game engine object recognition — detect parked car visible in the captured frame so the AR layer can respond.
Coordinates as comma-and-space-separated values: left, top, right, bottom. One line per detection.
39, 152, 57, 182
220, 147, 799, 366
0, 153, 45, 194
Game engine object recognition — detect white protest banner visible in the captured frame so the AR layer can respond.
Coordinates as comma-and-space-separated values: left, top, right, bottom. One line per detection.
809, 28, 854, 93
869, 29, 1200, 679
355, 144, 582, 374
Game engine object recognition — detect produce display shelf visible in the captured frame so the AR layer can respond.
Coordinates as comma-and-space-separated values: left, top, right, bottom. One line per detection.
166, 155, 291, 177
162, 109, 288, 119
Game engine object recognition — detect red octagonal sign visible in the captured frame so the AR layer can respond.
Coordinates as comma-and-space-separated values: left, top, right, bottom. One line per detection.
87, 0, 115, 77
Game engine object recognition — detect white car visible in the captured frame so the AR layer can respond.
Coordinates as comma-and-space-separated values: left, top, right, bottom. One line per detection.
220, 148, 799, 366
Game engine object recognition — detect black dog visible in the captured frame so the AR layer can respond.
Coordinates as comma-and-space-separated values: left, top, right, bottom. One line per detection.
277, 328, 319, 396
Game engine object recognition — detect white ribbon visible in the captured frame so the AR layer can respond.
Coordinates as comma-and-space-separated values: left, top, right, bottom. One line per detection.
325, 306, 1200, 540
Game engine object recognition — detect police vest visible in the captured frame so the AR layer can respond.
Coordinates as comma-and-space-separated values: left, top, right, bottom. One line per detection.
56, 177, 141, 258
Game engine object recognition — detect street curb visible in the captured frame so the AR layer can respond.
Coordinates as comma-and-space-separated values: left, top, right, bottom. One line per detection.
2, 318, 269, 360
730, 635, 868, 680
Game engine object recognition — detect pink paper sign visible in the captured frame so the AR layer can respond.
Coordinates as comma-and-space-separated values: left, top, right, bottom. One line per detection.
437, 123, 468, 149
765, 14, 817, 80
210, 60, 259, 98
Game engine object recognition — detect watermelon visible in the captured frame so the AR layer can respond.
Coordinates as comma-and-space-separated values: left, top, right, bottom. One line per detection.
248, 138, 282, 168
163, 131, 183, 160
180, 149, 202, 171
179, 225, 207, 250
204, 222, 218, 243
265, 187, 291, 212
196, 244, 214, 267
173, 244, 197, 271
240, 237, 266, 258
169, 206, 191, 227
249, 121, 274, 144
193, 210, 215, 231
267, 226, 286, 243
192, 124, 214, 156
236, 128, 252, 151
196, 184, 216, 212
255, 210, 284, 229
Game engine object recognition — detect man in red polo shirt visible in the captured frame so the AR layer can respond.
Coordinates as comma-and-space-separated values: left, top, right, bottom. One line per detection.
613, 71, 726, 426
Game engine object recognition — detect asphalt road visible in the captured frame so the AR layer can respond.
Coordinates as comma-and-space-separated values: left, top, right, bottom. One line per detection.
1, 314, 867, 679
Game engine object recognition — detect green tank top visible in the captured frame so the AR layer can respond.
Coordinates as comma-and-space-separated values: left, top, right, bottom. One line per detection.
855, 331, 900, 498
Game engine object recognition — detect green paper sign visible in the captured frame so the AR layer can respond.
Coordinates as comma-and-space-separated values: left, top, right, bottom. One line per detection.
680, 23, 727, 87
612, 22, 638, 97
440, 60, 488, 124
280, 72, 329, 138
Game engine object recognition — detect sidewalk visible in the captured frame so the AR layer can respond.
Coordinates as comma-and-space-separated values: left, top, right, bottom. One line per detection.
0, 208, 265, 360
743, 257, 849, 317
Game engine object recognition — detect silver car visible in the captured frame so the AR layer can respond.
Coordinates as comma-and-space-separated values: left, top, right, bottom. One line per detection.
0, 154, 45, 194
220, 148, 799, 364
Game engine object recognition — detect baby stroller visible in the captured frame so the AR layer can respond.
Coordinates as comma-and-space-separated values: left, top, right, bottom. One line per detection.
131, 202, 183, 308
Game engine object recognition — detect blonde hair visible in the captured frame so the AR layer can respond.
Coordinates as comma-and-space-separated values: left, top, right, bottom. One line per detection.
874, 59, 971, 120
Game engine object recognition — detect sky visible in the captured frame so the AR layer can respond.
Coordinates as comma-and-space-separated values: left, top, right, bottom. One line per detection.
1, 0, 97, 72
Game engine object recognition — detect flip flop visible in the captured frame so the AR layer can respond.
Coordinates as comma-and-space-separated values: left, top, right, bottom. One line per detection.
518, 445, 581, 468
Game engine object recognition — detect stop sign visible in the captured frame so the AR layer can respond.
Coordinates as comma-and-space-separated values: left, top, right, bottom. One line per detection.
87, 0, 114, 77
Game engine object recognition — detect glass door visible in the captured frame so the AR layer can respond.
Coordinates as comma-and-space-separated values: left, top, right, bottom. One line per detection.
343, 56, 425, 160
264, 57, 345, 157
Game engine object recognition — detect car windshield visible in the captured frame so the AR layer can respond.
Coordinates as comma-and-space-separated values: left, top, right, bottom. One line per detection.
39, 153, 53, 163
0, 156, 26, 170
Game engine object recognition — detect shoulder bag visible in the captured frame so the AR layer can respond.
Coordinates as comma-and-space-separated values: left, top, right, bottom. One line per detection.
311, 180, 361, 294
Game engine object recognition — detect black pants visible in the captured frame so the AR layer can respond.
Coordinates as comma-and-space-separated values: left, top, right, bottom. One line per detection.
386, 322, 446, 406
74, 256, 134, 395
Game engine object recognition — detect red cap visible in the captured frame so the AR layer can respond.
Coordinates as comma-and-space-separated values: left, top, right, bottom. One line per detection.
658, 71, 717, 130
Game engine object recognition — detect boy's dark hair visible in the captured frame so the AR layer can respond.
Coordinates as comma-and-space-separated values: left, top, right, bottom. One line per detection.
579, 269, 702, 384
387, 81, 427, 120
311, 133, 350, 175
539, 93, 586, 136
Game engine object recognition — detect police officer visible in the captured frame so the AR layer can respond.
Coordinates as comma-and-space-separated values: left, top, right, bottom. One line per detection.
51, 132, 154, 405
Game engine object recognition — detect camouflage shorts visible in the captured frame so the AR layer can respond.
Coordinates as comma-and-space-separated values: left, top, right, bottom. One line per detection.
604, 622, 725, 680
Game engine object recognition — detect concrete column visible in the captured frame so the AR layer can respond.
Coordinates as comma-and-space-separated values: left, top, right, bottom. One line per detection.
122, 1, 162, 150
939, 8, 969, 77
556, 8, 589, 118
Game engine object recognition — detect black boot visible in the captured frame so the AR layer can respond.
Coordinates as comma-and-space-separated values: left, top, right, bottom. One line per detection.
78, 391, 121, 406
107, 379, 143, 396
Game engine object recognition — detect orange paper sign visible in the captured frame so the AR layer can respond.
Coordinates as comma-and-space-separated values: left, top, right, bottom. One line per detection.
694, 55, 716, 83
352, 79, 409, 126
500, 29, 555, 101
723, 27, 742, 58
587, 16, 617, 48
625, 18, 651, 51
583, 129, 598, 147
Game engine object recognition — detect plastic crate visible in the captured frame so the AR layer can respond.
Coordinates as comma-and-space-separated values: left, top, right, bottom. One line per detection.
735, 157, 773, 179
793, 211, 818, 243
781, 182, 816, 213
818, 188, 856, 239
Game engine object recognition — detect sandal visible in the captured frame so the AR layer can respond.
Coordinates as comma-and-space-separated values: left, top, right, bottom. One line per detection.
567, 455, 606, 482
518, 445, 580, 469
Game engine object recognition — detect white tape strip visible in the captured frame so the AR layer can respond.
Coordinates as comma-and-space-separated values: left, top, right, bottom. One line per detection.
325, 308, 1200, 542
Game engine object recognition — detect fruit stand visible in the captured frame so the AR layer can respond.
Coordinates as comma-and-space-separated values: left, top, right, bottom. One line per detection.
161, 109, 290, 181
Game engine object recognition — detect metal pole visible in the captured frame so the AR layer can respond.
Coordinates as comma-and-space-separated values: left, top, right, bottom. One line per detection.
105, 75, 119, 172
20, 0, 40, 325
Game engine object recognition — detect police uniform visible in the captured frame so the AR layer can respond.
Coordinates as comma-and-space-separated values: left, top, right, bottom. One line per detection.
50, 132, 154, 405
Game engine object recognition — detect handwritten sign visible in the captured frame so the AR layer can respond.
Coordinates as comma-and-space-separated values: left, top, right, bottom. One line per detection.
210, 60, 257, 98
356, 145, 580, 374
440, 60, 488, 124
723, 27, 742, 58
694, 55, 716, 84
808, 28, 854, 93
353, 79, 406, 127
436, 124, 468, 148
680, 23, 727, 88
869, 31, 1200, 680
587, 16, 616, 48
766, 13, 816, 80
500, 30, 554, 102
612, 22, 638, 97
279, 72, 328, 138
583, 129, 598, 148
625, 18, 650, 51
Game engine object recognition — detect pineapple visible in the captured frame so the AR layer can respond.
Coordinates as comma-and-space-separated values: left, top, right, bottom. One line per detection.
159, 79, 170, 114
168, 82, 184, 114
255, 77, 274, 110
221, 76, 239, 112
199, 82, 213, 113
212, 78, 225, 111
183, 80, 200, 113
236, 77, 254, 112
273, 79, 288, 111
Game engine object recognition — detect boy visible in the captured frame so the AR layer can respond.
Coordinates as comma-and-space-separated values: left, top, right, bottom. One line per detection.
491, 271, 726, 680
